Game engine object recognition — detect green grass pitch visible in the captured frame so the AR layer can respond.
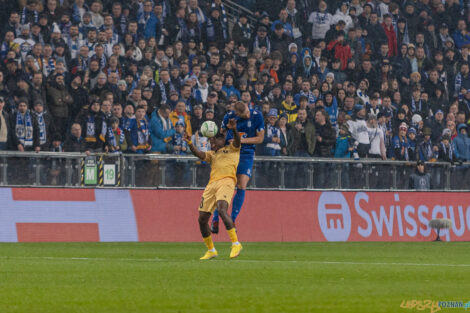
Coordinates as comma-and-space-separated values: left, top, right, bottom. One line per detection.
1, 242, 469, 313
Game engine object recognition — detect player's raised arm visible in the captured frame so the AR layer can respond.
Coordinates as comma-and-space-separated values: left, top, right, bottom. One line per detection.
227, 118, 240, 148
184, 132, 206, 160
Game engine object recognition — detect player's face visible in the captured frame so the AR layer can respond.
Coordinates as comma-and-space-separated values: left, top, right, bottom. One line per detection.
209, 136, 225, 151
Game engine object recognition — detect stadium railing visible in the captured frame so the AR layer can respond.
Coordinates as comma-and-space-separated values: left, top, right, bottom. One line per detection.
0, 151, 468, 190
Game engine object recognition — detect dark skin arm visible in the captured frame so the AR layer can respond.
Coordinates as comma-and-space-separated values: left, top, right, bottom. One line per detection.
227, 118, 241, 148
183, 132, 206, 160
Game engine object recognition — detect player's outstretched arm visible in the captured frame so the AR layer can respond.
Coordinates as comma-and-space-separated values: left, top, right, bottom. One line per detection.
241, 130, 265, 144
184, 133, 206, 160
227, 119, 240, 148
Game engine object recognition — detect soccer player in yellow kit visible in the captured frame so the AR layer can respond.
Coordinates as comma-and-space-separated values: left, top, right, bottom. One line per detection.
183, 118, 242, 260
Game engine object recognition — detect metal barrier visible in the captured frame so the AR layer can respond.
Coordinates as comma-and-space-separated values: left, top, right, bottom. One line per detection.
222, 0, 258, 25
0, 152, 468, 190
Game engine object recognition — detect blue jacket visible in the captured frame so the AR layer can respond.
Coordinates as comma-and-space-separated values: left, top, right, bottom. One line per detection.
335, 135, 352, 158
149, 110, 176, 153
452, 30, 470, 49
222, 85, 240, 100
144, 13, 160, 39
262, 124, 283, 156
452, 132, 470, 161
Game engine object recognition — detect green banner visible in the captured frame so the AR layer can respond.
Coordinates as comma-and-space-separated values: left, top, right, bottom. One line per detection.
84, 157, 97, 185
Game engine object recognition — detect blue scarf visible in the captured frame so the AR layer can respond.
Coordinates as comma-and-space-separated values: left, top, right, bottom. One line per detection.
107, 127, 125, 148
254, 35, 271, 54
85, 114, 97, 142
16, 111, 33, 147
159, 80, 175, 104
137, 119, 149, 149
237, 21, 251, 39
35, 112, 46, 145
21, 7, 38, 25
45, 58, 55, 76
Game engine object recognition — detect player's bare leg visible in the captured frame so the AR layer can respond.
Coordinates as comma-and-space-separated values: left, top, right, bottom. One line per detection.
199, 212, 217, 260
211, 174, 249, 234
216, 200, 243, 258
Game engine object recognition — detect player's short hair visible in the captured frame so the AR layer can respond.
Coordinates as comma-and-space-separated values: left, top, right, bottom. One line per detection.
234, 101, 246, 112
214, 133, 225, 140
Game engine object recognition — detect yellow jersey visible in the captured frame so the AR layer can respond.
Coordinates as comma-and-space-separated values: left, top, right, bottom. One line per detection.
204, 143, 241, 185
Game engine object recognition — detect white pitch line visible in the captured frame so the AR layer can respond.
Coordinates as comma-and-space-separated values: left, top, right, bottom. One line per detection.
0, 256, 469, 268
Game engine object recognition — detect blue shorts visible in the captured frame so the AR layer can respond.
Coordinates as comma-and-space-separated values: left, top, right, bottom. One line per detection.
237, 153, 254, 177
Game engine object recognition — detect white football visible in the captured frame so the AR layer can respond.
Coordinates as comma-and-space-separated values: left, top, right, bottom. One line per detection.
200, 121, 218, 138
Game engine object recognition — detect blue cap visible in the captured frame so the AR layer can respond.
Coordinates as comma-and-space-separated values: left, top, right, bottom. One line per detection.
175, 120, 185, 127
354, 104, 364, 112
408, 127, 417, 134
435, 109, 444, 115
268, 108, 278, 117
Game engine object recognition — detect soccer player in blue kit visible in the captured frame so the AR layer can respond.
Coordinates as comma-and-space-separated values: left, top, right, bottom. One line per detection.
211, 101, 265, 234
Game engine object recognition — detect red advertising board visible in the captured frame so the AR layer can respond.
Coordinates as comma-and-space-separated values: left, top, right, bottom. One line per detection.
0, 188, 468, 242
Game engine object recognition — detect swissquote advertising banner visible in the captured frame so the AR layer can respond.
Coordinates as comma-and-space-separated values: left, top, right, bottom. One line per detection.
0, 188, 469, 242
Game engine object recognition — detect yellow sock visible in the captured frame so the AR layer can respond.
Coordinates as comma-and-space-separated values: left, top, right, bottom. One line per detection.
203, 236, 215, 250
227, 228, 239, 244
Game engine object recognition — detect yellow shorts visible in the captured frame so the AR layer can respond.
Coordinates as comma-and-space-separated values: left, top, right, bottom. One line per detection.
198, 177, 236, 213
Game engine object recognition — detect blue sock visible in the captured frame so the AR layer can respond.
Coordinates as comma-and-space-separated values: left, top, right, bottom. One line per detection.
231, 189, 246, 222
212, 209, 219, 223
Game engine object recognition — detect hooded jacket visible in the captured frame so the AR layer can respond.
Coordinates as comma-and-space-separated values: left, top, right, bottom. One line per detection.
452, 125, 470, 161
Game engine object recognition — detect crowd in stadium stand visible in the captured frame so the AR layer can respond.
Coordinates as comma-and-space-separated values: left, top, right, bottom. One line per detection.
0, 0, 469, 167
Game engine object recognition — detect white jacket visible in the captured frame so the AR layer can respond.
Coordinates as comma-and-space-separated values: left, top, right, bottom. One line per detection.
308, 11, 333, 40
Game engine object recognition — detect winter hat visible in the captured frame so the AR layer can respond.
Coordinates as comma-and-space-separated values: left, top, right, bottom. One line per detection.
268, 108, 278, 117
412, 114, 422, 124
408, 127, 417, 135
442, 128, 452, 137
175, 120, 185, 127
354, 104, 364, 113
288, 43, 298, 52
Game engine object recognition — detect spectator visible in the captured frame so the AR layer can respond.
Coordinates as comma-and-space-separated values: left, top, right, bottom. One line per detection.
170, 100, 193, 136
408, 160, 432, 190
46, 73, 73, 134
232, 14, 252, 44
172, 120, 190, 155
63, 123, 86, 152
367, 114, 386, 160
452, 124, 470, 161
392, 122, 410, 161
0, 96, 11, 150
417, 127, 437, 162
76, 98, 106, 152
437, 134, 456, 163
105, 116, 127, 154
335, 123, 353, 158
10, 99, 39, 151
262, 108, 282, 156
314, 109, 336, 157
32, 99, 56, 151
347, 104, 370, 158
279, 93, 298, 123
308, 1, 333, 43
149, 104, 175, 154
135, 105, 151, 154
287, 108, 316, 156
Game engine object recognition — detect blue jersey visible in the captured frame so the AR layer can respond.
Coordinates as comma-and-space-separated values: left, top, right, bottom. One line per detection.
222, 109, 265, 155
